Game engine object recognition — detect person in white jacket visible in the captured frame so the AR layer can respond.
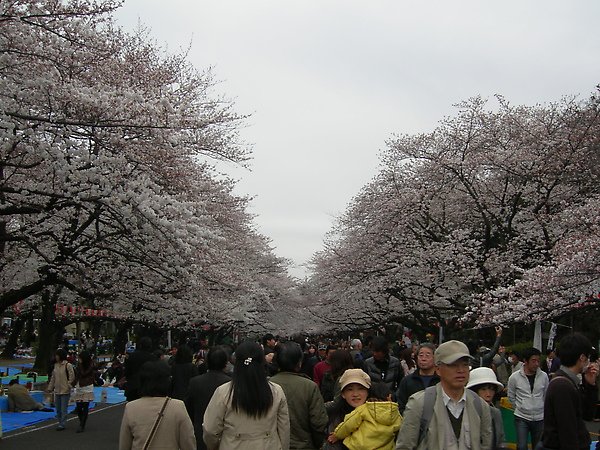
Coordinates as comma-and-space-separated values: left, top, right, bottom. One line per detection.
506, 347, 548, 450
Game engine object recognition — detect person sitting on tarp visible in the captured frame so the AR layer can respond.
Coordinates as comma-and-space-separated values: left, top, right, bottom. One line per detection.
7, 379, 52, 412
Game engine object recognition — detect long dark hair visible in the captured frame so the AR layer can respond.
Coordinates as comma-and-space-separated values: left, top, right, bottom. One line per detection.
230, 340, 273, 418
55, 348, 67, 362
330, 349, 354, 379
174, 345, 193, 364
78, 350, 92, 371
399, 348, 416, 371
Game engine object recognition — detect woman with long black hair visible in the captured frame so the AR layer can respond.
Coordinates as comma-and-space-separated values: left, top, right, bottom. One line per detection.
321, 349, 355, 402
203, 340, 290, 449
72, 350, 96, 432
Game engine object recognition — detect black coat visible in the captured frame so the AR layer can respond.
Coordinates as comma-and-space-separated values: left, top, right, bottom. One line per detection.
123, 350, 157, 401
170, 362, 199, 400
363, 355, 403, 398
541, 368, 598, 449
395, 370, 441, 413
185, 370, 231, 450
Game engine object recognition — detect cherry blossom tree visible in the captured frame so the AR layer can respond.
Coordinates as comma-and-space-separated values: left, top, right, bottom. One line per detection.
0, 0, 296, 343
307, 92, 600, 332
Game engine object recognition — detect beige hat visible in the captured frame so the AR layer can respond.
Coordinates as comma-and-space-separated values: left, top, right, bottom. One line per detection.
338, 368, 371, 391
466, 367, 504, 390
434, 340, 471, 365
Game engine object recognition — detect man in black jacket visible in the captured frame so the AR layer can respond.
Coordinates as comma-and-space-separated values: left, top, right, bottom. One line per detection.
185, 346, 231, 450
395, 343, 440, 412
123, 336, 157, 401
540, 333, 598, 450
363, 336, 403, 399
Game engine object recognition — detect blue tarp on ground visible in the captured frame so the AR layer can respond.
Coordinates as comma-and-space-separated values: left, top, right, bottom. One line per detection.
1, 387, 125, 433
93, 386, 126, 404
1, 403, 86, 433
17, 363, 34, 369
0, 362, 35, 379
0, 376, 40, 385
0, 367, 21, 376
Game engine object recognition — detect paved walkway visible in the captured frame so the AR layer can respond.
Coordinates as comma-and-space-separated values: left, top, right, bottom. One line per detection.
1, 402, 124, 449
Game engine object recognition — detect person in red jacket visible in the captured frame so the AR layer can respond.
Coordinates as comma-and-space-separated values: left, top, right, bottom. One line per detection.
313, 345, 337, 387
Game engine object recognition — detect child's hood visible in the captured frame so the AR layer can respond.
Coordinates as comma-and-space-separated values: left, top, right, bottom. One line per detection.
365, 401, 401, 426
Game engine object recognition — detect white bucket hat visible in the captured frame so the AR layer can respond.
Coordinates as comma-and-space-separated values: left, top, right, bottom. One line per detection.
466, 367, 504, 390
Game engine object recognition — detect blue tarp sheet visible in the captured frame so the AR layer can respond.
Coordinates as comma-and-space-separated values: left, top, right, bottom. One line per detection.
0, 367, 21, 376
1, 403, 86, 433
1, 387, 125, 433
93, 386, 126, 404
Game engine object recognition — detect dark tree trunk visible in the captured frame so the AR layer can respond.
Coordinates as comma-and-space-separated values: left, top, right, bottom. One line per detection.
91, 320, 102, 339
23, 314, 36, 347
0, 314, 26, 358
33, 290, 60, 374
113, 321, 129, 355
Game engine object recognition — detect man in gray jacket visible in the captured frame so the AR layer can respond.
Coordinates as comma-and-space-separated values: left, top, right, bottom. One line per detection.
396, 340, 492, 450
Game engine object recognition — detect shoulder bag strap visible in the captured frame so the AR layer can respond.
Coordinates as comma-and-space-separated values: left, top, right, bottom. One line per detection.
418, 385, 437, 445
142, 397, 171, 450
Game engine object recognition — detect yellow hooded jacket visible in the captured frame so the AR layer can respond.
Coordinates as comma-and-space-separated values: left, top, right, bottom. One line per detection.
333, 400, 402, 450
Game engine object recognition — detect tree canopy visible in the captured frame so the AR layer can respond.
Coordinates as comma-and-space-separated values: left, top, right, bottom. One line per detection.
307, 92, 600, 332
0, 0, 296, 332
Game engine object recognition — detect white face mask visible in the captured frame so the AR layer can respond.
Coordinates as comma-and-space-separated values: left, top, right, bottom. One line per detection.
581, 359, 590, 374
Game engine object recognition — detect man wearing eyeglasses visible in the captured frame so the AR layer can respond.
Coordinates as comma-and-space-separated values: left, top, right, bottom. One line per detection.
395, 340, 492, 450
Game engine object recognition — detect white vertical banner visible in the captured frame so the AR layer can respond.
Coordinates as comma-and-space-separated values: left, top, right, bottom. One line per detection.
547, 323, 558, 350
533, 320, 542, 351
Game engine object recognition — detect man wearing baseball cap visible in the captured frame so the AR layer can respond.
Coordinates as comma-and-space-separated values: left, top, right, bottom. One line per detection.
396, 340, 492, 450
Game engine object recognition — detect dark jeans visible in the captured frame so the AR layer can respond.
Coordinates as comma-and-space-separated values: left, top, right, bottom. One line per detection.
514, 416, 543, 450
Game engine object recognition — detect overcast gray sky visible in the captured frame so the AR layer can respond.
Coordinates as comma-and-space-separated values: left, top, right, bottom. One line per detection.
115, 1, 600, 279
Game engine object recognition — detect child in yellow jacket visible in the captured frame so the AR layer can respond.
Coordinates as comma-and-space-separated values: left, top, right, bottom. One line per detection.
327, 369, 402, 450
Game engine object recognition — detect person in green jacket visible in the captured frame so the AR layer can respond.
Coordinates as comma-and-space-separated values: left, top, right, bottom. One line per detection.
271, 341, 329, 450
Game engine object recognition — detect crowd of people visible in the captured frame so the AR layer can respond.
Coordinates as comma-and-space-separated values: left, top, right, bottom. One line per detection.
107, 330, 599, 450
8, 327, 594, 448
